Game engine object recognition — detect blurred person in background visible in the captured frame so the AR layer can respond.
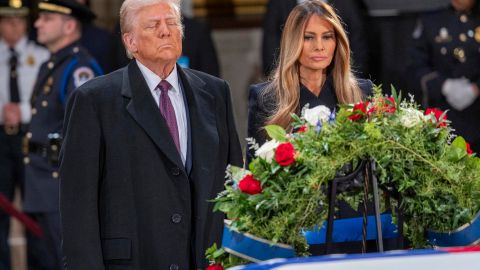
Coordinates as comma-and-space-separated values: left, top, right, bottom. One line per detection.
409, 0, 480, 151
75, 0, 114, 72
23, 0, 102, 269
0, 0, 48, 269
262, 0, 369, 77
180, 16, 220, 77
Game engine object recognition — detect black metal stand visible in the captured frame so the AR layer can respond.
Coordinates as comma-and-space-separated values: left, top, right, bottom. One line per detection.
325, 159, 396, 254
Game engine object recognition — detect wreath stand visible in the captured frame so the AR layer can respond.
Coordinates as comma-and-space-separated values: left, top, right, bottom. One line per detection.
325, 159, 404, 254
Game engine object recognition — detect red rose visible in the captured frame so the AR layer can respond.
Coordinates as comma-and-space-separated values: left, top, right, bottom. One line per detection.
349, 101, 368, 121
466, 143, 473, 155
425, 108, 447, 127
206, 264, 223, 270
238, 175, 262, 195
384, 97, 396, 113
297, 125, 308, 133
275, 142, 296, 166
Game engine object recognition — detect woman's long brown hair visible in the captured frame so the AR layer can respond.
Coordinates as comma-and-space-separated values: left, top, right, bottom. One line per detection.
263, 0, 363, 129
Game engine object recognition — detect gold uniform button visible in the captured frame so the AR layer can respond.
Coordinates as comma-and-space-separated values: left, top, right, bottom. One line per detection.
43, 85, 51, 94
51, 145, 58, 151
460, 14, 468, 23
440, 47, 447, 55
32, 108, 37, 115
52, 172, 59, 179
73, 47, 79, 53
459, 33, 467, 42
24, 157, 30, 164
26, 132, 32, 139
41, 101, 48, 107
47, 77, 54, 85
47, 62, 54, 69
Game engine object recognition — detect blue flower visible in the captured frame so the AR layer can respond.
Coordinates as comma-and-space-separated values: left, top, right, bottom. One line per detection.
315, 121, 323, 133
328, 108, 336, 124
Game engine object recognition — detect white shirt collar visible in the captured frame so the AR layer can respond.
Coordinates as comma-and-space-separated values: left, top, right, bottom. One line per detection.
0, 36, 28, 53
136, 60, 180, 93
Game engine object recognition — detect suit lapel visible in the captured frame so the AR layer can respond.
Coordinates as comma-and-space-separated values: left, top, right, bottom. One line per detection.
122, 61, 184, 171
178, 67, 220, 266
178, 66, 218, 180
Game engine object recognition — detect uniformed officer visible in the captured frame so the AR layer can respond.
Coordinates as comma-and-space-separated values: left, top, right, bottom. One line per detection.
409, 0, 480, 152
0, 1, 49, 269
23, 1, 102, 269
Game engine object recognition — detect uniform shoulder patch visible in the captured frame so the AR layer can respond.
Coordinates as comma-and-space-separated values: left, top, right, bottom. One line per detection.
73, 66, 95, 87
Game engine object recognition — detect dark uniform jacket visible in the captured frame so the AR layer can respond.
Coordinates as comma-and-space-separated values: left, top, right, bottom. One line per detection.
59, 62, 242, 269
409, 5, 480, 151
24, 41, 102, 213
262, 0, 369, 76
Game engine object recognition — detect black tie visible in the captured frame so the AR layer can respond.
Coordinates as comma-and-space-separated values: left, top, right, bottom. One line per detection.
9, 48, 20, 103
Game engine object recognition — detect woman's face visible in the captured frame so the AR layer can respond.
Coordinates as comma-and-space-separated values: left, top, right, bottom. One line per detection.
451, 0, 476, 12
298, 15, 337, 73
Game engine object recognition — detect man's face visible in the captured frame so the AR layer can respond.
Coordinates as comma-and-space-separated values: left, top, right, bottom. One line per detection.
34, 12, 69, 48
124, 3, 182, 66
451, 0, 476, 12
0, 16, 27, 46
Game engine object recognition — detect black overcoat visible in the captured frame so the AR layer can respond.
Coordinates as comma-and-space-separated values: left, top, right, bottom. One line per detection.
59, 62, 242, 269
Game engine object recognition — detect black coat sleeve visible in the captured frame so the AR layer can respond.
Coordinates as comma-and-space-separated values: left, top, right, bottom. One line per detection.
224, 80, 243, 167
60, 88, 105, 270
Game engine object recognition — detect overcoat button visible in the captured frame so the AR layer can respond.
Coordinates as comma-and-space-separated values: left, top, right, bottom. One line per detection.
171, 214, 182, 224
171, 167, 180, 176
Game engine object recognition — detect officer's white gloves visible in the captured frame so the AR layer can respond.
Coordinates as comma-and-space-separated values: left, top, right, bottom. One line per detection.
442, 78, 478, 111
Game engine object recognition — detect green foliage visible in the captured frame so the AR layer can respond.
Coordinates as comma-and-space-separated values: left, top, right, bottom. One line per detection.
207, 87, 480, 266
264, 125, 287, 142
205, 243, 248, 267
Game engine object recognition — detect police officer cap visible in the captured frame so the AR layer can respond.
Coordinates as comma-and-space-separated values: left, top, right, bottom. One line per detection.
38, 0, 95, 22
0, 0, 29, 17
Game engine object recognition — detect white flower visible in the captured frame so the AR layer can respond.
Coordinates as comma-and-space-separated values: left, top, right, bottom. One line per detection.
399, 107, 426, 128
255, 139, 279, 163
303, 105, 331, 126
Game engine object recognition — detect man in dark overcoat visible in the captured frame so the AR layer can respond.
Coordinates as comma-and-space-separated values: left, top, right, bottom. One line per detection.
59, 0, 243, 269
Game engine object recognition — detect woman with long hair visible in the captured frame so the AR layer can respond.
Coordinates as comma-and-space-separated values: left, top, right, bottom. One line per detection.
248, 0, 371, 156
246, 1, 404, 254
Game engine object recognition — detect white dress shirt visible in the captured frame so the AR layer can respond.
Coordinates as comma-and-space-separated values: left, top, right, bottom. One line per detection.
136, 60, 188, 165
0, 36, 49, 125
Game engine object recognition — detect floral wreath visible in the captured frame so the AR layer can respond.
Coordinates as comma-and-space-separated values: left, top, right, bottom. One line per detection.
206, 86, 480, 268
